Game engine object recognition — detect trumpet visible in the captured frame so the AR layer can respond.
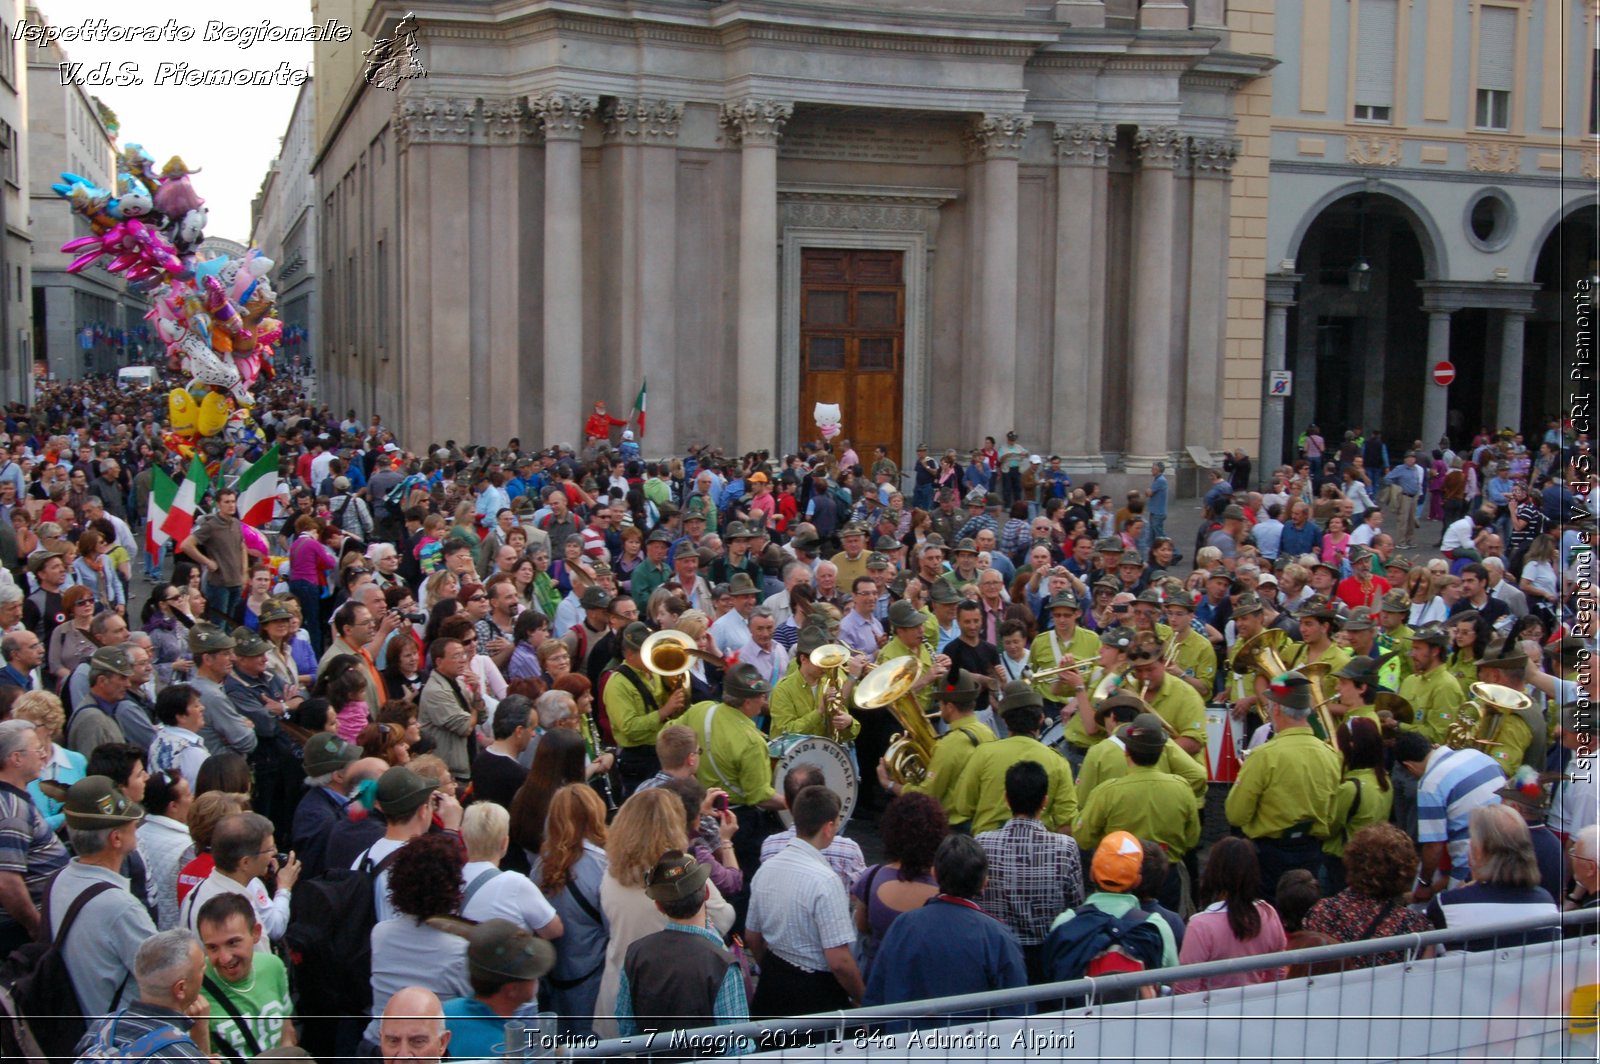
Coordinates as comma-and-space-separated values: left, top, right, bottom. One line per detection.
1022, 655, 1098, 694
854, 656, 937, 786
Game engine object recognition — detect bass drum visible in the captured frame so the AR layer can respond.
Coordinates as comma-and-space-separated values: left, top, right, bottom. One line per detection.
1038, 719, 1072, 757
769, 733, 858, 829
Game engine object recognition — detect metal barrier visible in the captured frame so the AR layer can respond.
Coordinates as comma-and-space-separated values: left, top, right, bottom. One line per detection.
559, 908, 1598, 1061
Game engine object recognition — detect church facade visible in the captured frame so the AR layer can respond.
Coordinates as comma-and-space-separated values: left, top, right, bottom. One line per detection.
315, 0, 1274, 471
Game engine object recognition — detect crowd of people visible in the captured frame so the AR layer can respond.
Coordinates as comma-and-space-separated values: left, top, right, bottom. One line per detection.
0, 377, 1592, 1061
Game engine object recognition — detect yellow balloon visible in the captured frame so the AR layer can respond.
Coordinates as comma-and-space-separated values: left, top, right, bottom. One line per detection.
168, 388, 197, 432
196, 391, 233, 437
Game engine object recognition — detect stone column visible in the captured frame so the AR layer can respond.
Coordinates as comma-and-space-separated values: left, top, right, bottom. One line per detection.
1423, 310, 1452, 449
1127, 126, 1183, 469
602, 99, 684, 451
964, 113, 1033, 446
1138, 0, 1191, 30
534, 92, 597, 448
1497, 311, 1526, 433
484, 97, 538, 446
1262, 274, 1302, 478
721, 99, 792, 456
1051, 123, 1113, 472
1185, 136, 1239, 458
1054, 0, 1106, 25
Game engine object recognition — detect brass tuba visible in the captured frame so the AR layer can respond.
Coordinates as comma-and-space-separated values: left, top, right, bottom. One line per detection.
854, 656, 937, 786
1454, 681, 1537, 756
1231, 628, 1294, 683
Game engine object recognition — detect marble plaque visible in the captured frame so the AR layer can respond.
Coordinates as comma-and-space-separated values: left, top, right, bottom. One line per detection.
779, 124, 960, 165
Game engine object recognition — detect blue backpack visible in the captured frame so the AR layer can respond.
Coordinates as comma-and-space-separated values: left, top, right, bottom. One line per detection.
76, 1010, 191, 1062
1039, 903, 1166, 1007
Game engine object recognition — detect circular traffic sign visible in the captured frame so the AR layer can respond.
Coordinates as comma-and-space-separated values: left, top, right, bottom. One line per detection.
1432, 361, 1456, 386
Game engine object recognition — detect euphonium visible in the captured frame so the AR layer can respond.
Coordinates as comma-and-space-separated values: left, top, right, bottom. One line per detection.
854, 656, 937, 786
1463, 681, 1535, 753
1231, 628, 1294, 685
639, 629, 712, 694
809, 642, 854, 743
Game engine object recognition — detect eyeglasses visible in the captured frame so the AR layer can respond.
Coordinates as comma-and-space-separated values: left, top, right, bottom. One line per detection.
467, 595, 487, 603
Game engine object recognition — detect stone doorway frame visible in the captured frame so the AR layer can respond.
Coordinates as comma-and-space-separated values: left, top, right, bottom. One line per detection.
777, 183, 959, 466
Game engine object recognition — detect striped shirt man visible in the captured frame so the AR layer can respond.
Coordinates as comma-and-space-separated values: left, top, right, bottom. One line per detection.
1417, 746, 1504, 884
746, 838, 855, 971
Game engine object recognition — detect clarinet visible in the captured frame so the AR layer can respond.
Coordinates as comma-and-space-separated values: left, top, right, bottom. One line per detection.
577, 703, 622, 811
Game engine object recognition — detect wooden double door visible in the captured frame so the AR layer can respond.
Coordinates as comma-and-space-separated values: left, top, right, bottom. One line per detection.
798, 248, 906, 465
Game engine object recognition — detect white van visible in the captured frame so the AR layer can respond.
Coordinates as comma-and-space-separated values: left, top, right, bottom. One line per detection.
117, 365, 158, 389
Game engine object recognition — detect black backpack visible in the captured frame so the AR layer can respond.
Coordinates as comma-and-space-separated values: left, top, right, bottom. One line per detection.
0, 878, 119, 1061
283, 848, 401, 1015
1039, 903, 1166, 1008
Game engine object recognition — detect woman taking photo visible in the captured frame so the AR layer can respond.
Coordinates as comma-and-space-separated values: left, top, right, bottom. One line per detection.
533, 783, 611, 1037
380, 636, 425, 704
1172, 837, 1287, 993
142, 582, 195, 686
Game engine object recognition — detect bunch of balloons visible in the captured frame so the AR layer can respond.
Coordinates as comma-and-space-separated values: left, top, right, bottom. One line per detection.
51, 144, 281, 470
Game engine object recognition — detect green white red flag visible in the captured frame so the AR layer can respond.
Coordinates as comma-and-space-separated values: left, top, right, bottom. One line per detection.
161, 455, 210, 544
235, 446, 279, 527
145, 468, 179, 556
632, 378, 647, 439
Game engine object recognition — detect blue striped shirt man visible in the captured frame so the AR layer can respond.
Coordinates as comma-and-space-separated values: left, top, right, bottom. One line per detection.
1417, 746, 1504, 883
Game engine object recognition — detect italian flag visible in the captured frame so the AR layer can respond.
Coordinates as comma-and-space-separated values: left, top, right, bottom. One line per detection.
162, 455, 210, 544
145, 468, 180, 555
631, 378, 647, 439
236, 446, 279, 527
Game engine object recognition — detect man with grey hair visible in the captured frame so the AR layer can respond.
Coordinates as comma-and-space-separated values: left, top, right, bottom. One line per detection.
0, 719, 68, 952
1568, 824, 1600, 916
116, 639, 160, 750
740, 605, 788, 690
0, 625, 42, 691
73, 927, 211, 1060
64, 606, 132, 710
763, 560, 813, 628
67, 645, 137, 756
45, 775, 158, 1015
0, 582, 26, 636
1481, 556, 1528, 622
379, 985, 450, 1063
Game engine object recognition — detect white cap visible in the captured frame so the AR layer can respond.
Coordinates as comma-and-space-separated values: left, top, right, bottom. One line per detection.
622, 430, 634, 440
1029, 454, 1042, 465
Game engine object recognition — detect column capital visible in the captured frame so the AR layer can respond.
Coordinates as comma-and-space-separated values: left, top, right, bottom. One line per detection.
395, 95, 480, 149
601, 98, 685, 143
1264, 272, 1302, 306
532, 92, 597, 141
1187, 135, 1241, 178
483, 97, 539, 144
964, 113, 1035, 160
1053, 123, 1115, 166
1134, 125, 1184, 169
720, 98, 793, 146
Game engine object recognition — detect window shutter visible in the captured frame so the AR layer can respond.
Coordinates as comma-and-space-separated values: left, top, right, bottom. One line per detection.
1355, 0, 1398, 107
1477, 6, 1516, 91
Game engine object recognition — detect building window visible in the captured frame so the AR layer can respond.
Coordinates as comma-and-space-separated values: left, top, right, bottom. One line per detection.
1353, 0, 1398, 125
1474, 5, 1516, 131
